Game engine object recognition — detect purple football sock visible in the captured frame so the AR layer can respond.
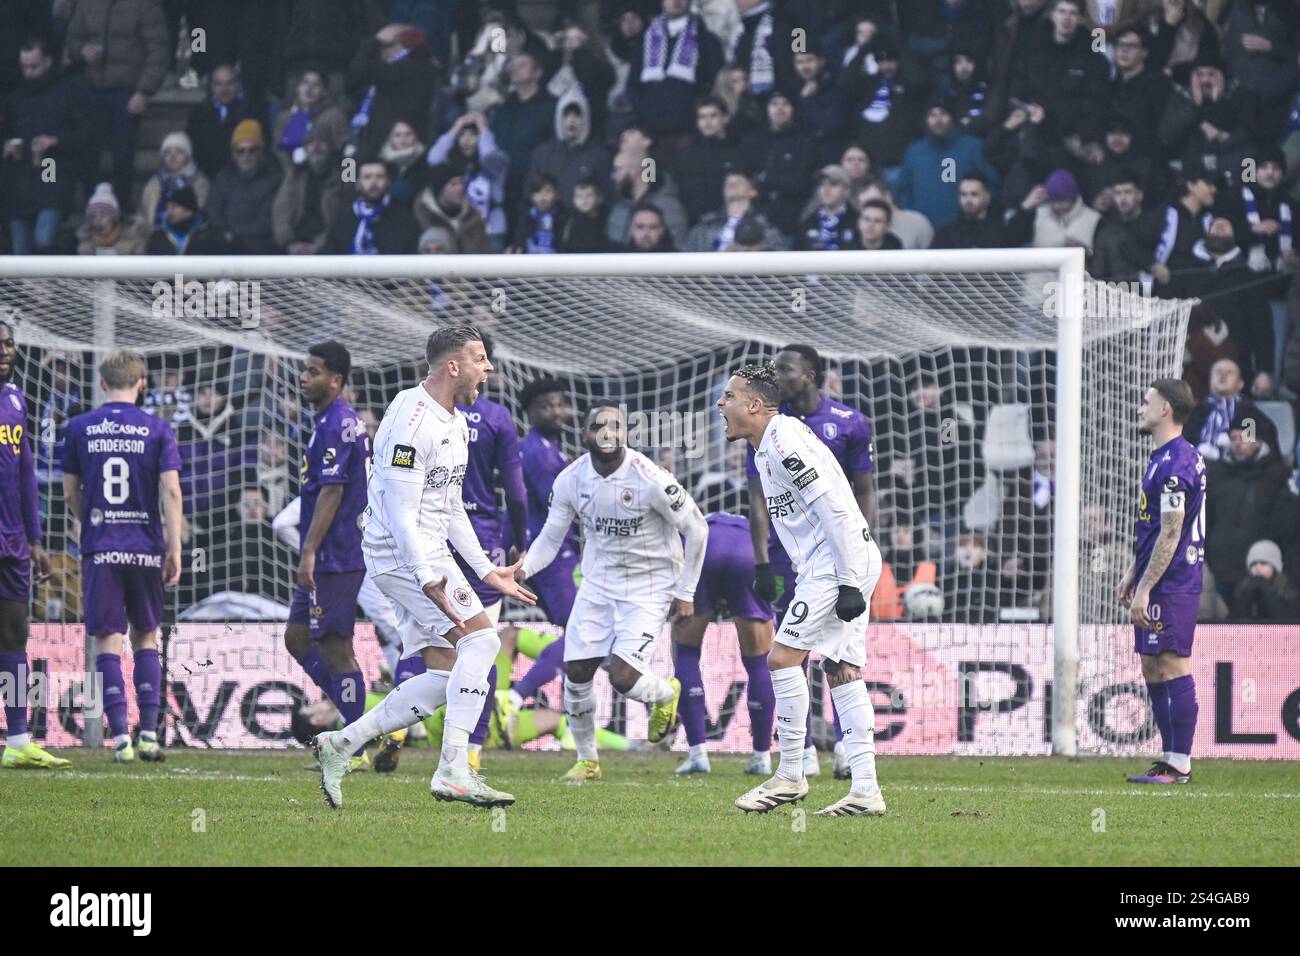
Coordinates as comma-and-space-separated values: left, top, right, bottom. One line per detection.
469, 665, 497, 747
394, 654, 426, 686
133, 648, 162, 735
673, 644, 707, 747
1145, 681, 1173, 755
741, 653, 773, 752
1, 651, 30, 737
293, 646, 333, 698
96, 653, 129, 739
514, 637, 565, 700
329, 668, 366, 756
1166, 675, 1198, 758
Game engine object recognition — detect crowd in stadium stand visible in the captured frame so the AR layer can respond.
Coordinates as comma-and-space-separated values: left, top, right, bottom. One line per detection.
5, 0, 1300, 623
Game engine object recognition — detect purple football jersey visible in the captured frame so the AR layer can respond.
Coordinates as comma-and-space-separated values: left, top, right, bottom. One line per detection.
299, 396, 369, 573
61, 402, 181, 556
745, 396, 875, 555
0, 382, 41, 563
521, 427, 578, 550
457, 395, 523, 551
1134, 436, 1206, 595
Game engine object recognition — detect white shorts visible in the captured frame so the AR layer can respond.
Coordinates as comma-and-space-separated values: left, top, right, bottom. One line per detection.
565, 586, 670, 674
365, 554, 485, 656
774, 540, 882, 668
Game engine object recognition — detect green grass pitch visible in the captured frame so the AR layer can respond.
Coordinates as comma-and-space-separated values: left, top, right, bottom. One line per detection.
3, 750, 1297, 866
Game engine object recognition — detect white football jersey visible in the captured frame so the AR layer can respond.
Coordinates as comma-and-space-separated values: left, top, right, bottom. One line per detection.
548, 449, 700, 601
754, 414, 872, 580
362, 384, 468, 572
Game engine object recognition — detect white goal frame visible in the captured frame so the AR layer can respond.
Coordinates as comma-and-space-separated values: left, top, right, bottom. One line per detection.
0, 249, 1087, 755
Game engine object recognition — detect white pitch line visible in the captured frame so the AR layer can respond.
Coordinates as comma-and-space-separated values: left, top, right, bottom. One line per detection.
887, 784, 1300, 800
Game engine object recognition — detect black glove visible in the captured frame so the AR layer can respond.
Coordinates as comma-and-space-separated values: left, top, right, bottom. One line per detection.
753, 562, 777, 602
835, 585, 866, 622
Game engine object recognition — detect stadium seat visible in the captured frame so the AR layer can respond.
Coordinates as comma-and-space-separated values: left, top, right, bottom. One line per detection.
981, 403, 1035, 472
1256, 400, 1296, 465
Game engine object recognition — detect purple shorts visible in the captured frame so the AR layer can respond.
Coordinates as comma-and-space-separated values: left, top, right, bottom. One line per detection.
289, 569, 365, 639
696, 522, 773, 621
1133, 591, 1198, 656
0, 557, 30, 604
82, 553, 164, 637
531, 547, 579, 627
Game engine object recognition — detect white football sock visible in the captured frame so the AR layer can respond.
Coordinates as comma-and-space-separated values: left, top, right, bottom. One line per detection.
830, 680, 880, 795
334, 669, 449, 752
689, 744, 708, 761
6, 732, 30, 749
441, 628, 500, 771
624, 671, 674, 705
771, 666, 809, 782
564, 678, 598, 762
1166, 753, 1191, 774
114, 733, 131, 748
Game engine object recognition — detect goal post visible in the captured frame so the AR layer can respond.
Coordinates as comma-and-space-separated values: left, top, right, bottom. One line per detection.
0, 250, 1192, 756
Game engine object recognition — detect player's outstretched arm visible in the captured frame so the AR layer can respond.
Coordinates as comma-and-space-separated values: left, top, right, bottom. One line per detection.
484, 554, 537, 606
447, 486, 538, 606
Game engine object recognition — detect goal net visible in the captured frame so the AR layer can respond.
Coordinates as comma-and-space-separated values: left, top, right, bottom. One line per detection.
0, 252, 1191, 756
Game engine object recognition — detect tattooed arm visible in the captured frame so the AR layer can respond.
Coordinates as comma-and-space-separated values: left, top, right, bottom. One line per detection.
1130, 509, 1184, 628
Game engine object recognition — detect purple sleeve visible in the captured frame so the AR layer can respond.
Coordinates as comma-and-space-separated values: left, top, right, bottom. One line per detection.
60, 420, 81, 476
160, 421, 182, 473
745, 443, 758, 478
847, 414, 875, 475
21, 422, 41, 544
497, 412, 529, 549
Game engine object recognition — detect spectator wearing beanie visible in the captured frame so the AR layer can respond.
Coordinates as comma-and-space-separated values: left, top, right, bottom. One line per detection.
426, 112, 509, 252
895, 96, 1000, 231
1158, 51, 1257, 183
1077, 115, 1164, 214
207, 119, 284, 255
796, 165, 861, 251
526, 95, 613, 218
271, 124, 348, 255
671, 97, 744, 227
76, 183, 145, 255
345, 25, 438, 160
145, 185, 224, 255
1231, 539, 1300, 621
139, 132, 211, 229
724, 213, 774, 252
1205, 411, 1291, 602
64, 0, 170, 205
1023, 169, 1102, 257
626, 0, 726, 162
741, 89, 819, 236
324, 159, 420, 255
414, 164, 492, 255
272, 67, 349, 174
187, 64, 256, 180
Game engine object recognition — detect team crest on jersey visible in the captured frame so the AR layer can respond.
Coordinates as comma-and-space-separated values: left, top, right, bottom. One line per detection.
391, 444, 416, 468
621, 488, 634, 507
453, 586, 472, 607
1185, 545, 1198, 564
793, 468, 819, 490
781, 453, 805, 473
822, 422, 838, 440
90, 508, 103, 527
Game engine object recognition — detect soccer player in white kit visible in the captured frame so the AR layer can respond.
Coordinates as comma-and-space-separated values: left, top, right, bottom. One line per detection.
312, 327, 536, 809
518, 403, 708, 783
719, 364, 887, 816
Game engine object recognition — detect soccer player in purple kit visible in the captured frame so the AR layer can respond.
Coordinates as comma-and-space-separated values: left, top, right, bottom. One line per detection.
61, 350, 183, 763
671, 495, 776, 778
746, 344, 876, 780
1118, 379, 1206, 785
282, 342, 372, 768
504, 378, 579, 713
0, 319, 69, 769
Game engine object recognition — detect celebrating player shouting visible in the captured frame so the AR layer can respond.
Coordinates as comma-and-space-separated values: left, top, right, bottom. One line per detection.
312, 326, 536, 809
719, 364, 886, 817
518, 403, 708, 783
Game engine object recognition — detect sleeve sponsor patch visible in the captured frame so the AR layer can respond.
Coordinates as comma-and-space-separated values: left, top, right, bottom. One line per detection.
1163, 476, 1179, 491
391, 444, 416, 469
781, 453, 806, 473
793, 467, 819, 490
664, 483, 685, 511
322, 447, 337, 465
